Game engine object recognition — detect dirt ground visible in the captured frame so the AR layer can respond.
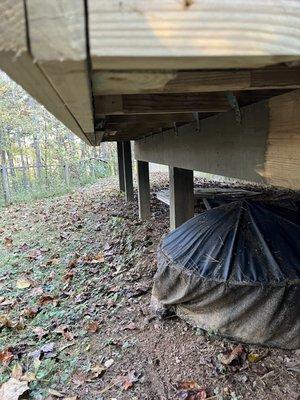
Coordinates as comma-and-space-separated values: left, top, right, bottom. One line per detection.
0, 174, 299, 400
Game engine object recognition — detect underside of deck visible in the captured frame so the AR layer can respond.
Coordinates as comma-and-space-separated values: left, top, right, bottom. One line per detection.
1, 0, 300, 194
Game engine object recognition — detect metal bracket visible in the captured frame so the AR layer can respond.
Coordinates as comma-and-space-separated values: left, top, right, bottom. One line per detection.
226, 92, 242, 125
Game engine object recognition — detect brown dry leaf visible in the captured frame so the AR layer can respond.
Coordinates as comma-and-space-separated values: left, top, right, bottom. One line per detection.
11, 363, 23, 380
47, 257, 60, 266
4, 236, 13, 249
16, 277, 31, 289
38, 294, 55, 306
21, 372, 36, 382
72, 372, 86, 387
54, 325, 74, 341
67, 256, 78, 269
22, 307, 38, 319
87, 252, 105, 264
62, 271, 75, 282
122, 371, 140, 391
0, 314, 13, 329
0, 377, 28, 400
177, 380, 207, 400
0, 348, 14, 365
33, 326, 48, 339
26, 249, 42, 260
48, 388, 64, 397
85, 320, 99, 333
89, 364, 106, 380
219, 344, 245, 366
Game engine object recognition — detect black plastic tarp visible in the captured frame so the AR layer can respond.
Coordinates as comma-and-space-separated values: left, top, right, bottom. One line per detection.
151, 200, 300, 349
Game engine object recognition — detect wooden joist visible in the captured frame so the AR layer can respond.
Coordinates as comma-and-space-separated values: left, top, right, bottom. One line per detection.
94, 93, 230, 115
89, 0, 300, 70
135, 90, 300, 190
92, 66, 300, 96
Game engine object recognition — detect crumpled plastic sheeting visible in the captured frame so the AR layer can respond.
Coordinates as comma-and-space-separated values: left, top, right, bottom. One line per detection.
151, 201, 300, 349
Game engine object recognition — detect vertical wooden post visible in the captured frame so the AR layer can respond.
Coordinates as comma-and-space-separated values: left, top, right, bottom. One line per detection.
169, 166, 194, 230
122, 141, 134, 202
1, 165, 10, 206
137, 160, 150, 220
63, 163, 70, 187
117, 142, 125, 192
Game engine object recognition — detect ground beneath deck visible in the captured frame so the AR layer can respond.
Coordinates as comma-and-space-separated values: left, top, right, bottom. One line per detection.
0, 174, 299, 400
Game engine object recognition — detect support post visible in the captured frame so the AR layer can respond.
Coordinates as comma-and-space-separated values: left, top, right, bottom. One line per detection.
117, 142, 125, 192
122, 141, 134, 202
169, 167, 194, 230
137, 160, 151, 220
1, 165, 10, 206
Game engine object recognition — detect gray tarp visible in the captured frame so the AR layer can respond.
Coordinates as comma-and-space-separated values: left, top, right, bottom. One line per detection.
151, 201, 300, 349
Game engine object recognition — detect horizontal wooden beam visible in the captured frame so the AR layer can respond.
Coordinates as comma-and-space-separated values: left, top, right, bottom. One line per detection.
92, 66, 300, 95
94, 93, 230, 115
26, 0, 94, 135
89, 0, 300, 70
97, 113, 199, 125
135, 90, 300, 190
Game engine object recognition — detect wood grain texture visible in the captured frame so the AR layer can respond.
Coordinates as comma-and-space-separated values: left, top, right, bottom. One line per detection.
0, 0, 91, 144
135, 90, 300, 189
26, 0, 94, 135
92, 66, 300, 95
95, 93, 229, 115
89, 0, 300, 69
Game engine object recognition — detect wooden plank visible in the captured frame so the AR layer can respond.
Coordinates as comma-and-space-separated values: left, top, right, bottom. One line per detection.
98, 113, 197, 125
94, 93, 230, 115
92, 66, 300, 95
169, 167, 194, 230
0, 0, 91, 144
89, 0, 300, 70
135, 90, 300, 190
26, 0, 95, 136
137, 160, 151, 220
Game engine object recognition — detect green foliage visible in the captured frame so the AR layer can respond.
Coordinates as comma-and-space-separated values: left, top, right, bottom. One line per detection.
0, 71, 117, 206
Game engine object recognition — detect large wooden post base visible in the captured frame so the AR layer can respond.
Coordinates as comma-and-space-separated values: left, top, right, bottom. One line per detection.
122, 141, 134, 202
137, 160, 151, 220
169, 167, 194, 230
117, 142, 125, 192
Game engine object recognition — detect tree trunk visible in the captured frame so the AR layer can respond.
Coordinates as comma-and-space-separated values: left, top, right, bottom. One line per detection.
33, 136, 42, 180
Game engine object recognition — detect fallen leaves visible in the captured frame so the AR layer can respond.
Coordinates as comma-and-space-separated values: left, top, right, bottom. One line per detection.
16, 276, 31, 289
122, 370, 141, 391
0, 314, 13, 329
0, 377, 28, 400
0, 348, 14, 365
54, 325, 74, 341
33, 326, 48, 339
85, 320, 99, 333
219, 344, 245, 366
3, 236, 13, 249
176, 380, 207, 400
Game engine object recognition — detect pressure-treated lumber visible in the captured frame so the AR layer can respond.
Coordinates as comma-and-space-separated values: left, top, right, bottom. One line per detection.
94, 93, 229, 115
89, 0, 300, 70
26, 0, 94, 135
169, 167, 194, 230
122, 141, 134, 202
117, 142, 125, 192
0, 0, 91, 144
137, 161, 151, 220
92, 66, 300, 95
135, 90, 300, 190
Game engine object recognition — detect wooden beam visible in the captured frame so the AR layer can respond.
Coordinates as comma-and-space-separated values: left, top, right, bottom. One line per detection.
26, 0, 94, 137
94, 93, 229, 115
137, 161, 151, 220
93, 66, 300, 95
169, 167, 194, 230
89, 0, 300, 70
99, 113, 198, 125
0, 0, 91, 144
122, 141, 134, 202
135, 90, 300, 190
117, 142, 125, 192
